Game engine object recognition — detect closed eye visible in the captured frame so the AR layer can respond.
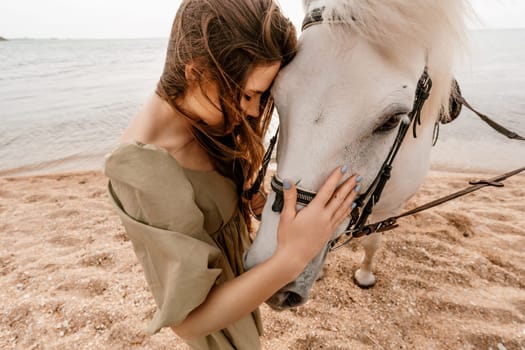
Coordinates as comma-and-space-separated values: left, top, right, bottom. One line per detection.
373, 105, 411, 133
374, 113, 405, 133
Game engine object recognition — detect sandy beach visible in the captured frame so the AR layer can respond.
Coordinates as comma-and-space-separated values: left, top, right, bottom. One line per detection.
0, 168, 524, 349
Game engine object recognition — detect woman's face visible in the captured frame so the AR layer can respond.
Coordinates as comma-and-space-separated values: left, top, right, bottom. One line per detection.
193, 62, 281, 127
240, 62, 281, 120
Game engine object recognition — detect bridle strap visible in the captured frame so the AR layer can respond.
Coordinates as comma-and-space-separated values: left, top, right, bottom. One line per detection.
270, 176, 316, 212
269, 10, 433, 223
244, 127, 280, 201
268, 69, 432, 217
342, 69, 432, 235
330, 165, 525, 250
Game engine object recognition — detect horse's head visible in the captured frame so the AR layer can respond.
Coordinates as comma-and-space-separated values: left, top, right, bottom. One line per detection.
244, 0, 467, 310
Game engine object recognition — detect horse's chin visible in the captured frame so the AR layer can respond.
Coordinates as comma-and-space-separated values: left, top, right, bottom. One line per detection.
266, 288, 308, 311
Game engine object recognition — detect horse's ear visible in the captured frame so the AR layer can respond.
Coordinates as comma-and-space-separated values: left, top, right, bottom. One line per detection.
439, 78, 462, 124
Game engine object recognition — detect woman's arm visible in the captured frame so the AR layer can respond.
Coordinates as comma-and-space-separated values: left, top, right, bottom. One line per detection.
171, 244, 301, 340
172, 166, 359, 340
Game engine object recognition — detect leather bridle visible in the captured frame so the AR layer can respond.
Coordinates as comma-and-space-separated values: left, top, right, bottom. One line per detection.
246, 7, 525, 250
269, 67, 432, 249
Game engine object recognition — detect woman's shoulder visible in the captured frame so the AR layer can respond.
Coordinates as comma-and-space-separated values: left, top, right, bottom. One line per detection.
104, 140, 190, 191
105, 141, 207, 229
115, 94, 216, 172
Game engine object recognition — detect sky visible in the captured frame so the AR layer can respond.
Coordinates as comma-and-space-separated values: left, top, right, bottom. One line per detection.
0, 0, 524, 39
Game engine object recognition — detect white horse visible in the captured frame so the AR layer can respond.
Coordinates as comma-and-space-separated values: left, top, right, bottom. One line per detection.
244, 0, 469, 310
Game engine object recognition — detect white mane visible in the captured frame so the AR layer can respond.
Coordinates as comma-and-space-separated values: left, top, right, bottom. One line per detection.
304, 0, 470, 123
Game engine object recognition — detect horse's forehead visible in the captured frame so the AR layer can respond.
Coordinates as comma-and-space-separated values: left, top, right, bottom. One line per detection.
274, 49, 420, 127
275, 30, 425, 102
272, 29, 427, 190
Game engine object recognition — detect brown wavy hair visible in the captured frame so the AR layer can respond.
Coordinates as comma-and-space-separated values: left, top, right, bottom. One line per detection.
156, 0, 297, 227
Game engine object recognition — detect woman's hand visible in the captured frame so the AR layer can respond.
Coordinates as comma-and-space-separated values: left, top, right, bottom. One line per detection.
275, 166, 361, 274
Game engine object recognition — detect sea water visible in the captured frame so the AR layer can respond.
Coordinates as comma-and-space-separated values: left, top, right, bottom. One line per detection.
0, 30, 524, 177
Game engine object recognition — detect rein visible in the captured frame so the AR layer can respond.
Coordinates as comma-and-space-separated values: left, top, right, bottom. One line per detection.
330, 166, 525, 250
246, 7, 525, 248
458, 96, 525, 141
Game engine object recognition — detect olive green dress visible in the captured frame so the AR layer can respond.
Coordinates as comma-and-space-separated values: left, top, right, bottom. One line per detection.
104, 141, 263, 350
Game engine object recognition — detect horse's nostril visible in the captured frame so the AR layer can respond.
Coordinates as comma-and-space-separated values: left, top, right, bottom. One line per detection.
266, 290, 306, 310
283, 291, 304, 308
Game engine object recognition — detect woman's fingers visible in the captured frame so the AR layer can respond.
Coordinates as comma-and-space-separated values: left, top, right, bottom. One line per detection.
325, 174, 359, 212
281, 169, 361, 231
275, 171, 361, 266
331, 174, 362, 224
332, 189, 358, 225
312, 165, 348, 206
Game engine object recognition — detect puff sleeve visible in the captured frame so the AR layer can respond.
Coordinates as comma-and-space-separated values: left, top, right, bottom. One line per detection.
104, 142, 223, 334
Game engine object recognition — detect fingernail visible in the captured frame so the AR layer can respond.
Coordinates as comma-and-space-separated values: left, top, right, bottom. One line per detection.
356, 175, 363, 183
355, 185, 361, 193
341, 165, 348, 174
352, 202, 357, 210
283, 179, 291, 190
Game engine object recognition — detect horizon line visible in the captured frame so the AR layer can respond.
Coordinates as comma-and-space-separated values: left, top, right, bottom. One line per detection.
2, 26, 525, 41
1, 36, 168, 41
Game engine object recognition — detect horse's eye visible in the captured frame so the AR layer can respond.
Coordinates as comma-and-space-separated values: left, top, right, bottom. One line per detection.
374, 114, 404, 133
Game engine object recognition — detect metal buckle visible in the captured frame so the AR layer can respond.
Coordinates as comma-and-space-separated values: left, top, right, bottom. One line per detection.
248, 189, 267, 221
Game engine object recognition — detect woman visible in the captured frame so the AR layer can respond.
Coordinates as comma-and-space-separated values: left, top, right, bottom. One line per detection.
104, 0, 361, 349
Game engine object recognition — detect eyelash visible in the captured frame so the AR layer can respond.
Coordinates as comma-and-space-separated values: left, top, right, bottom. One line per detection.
244, 94, 252, 102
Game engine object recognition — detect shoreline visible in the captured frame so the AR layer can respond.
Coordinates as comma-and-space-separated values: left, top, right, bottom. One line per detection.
2, 162, 518, 180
